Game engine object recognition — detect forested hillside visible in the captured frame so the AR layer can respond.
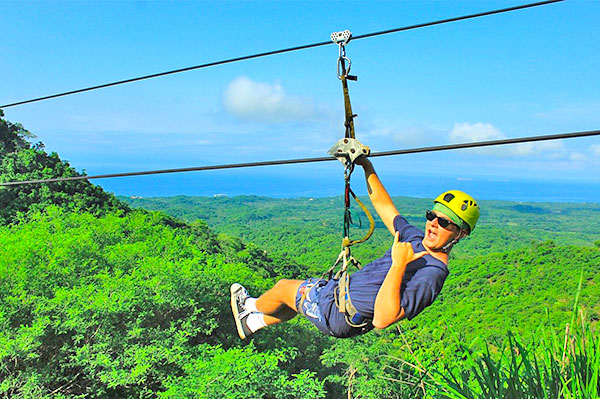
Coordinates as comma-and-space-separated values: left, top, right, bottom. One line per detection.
0, 208, 333, 398
0, 110, 127, 225
123, 195, 600, 340
122, 195, 600, 260
0, 112, 332, 397
1, 113, 598, 398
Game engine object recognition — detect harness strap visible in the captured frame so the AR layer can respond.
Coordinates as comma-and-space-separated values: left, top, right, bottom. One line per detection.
347, 187, 375, 246
341, 75, 357, 140
334, 269, 369, 328
297, 280, 319, 318
324, 246, 371, 328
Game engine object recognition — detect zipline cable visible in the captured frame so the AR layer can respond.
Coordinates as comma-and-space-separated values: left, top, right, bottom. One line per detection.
1, 128, 597, 187
0, 0, 564, 109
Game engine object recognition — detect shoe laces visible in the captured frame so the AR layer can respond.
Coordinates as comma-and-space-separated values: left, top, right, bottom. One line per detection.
235, 287, 250, 309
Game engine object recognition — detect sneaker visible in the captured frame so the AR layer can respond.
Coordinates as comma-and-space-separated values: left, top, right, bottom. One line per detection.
230, 283, 253, 339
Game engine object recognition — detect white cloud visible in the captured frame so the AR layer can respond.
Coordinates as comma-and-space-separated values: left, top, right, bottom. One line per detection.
358, 125, 444, 150
570, 152, 587, 162
450, 122, 566, 158
393, 126, 446, 147
517, 141, 564, 157
450, 122, 503, 142
591, 144, 600, 157
223, 76, 318, 123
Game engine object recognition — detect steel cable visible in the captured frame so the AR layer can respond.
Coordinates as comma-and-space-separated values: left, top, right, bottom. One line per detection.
1, 0, 564, 109
1, 128, 597, 187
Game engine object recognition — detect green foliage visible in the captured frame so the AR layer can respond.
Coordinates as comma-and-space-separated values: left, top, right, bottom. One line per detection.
0, 208, 326, 398
412, 242, 600, 343
0, 115, 128, 225
121, 195, 600, 272
121, 195, 600, 397
0, 112, 35, 154
436, 332, 564, 399
121, 195, 419, 276
321, 332, 432, 399
432, 312, 600, 399
2, 111, 599, 399
159, 345, 325, 399
123, 196, 600, 340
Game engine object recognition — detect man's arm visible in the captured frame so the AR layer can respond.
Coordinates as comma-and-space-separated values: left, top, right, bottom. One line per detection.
372, 233, 427, 329
356, 158, 399, 236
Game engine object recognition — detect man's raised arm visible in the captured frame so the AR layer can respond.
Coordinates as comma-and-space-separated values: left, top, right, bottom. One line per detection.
356, 158, 400, 236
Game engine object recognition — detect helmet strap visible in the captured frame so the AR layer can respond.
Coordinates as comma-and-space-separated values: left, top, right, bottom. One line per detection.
437, 226, 464, 253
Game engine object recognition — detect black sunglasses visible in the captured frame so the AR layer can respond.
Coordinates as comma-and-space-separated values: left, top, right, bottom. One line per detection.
425, 210, 458, 230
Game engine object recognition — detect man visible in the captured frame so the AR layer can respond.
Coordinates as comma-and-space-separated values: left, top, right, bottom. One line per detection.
230, 158, 480, 339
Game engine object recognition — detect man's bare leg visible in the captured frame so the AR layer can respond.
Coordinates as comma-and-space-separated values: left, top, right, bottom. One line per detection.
231, 279, 304, 338
256, 279, 303, 326
263, 307, 297, 325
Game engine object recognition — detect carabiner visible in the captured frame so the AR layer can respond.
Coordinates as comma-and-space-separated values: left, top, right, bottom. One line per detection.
331, 30, 353, 79
337, 54, 352, 80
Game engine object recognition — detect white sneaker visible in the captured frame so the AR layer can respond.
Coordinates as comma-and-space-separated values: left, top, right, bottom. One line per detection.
230, 283, 253, 339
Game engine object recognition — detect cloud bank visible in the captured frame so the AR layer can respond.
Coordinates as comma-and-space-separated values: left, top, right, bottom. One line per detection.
450, 122, 567, 158
450, 122, 504, 143
223, 76, 318, 123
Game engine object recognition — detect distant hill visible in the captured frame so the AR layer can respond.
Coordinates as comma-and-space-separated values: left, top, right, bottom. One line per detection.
121, 194, 600, 263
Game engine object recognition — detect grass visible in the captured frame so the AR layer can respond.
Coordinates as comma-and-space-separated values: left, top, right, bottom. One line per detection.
430, 269, 599, 399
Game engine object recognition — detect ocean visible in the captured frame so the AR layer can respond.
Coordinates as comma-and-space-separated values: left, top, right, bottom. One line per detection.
95, 169, 600, 203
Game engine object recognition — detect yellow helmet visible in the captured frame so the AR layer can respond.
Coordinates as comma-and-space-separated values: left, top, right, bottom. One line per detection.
433, 190, 480, 234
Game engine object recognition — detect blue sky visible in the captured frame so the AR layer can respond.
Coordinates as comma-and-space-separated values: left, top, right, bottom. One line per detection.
1, 0, 599, 201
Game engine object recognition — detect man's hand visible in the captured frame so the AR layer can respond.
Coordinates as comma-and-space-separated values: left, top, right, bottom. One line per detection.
373, 232, 426, 329
391, 232, 427, 269
354, 156, 372, 168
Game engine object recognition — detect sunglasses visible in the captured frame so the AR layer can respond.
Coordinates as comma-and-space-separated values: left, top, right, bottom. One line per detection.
426, 210, 458, 230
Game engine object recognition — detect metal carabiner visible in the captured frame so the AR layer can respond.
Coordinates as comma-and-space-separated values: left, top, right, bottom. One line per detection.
331, 30, 352, 79
337, 54, 352, 80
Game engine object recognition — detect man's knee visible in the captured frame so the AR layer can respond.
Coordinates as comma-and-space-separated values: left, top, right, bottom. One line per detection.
273, 279, 289, 289
273, 279, 302, 310
274, 279, 300, 292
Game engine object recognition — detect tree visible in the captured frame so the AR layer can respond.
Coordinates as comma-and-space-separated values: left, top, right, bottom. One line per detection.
0, 108, 37, 154
0, 113, 128, 224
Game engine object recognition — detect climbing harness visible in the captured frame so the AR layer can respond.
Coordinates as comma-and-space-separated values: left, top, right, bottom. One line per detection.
325, 30, 375, 328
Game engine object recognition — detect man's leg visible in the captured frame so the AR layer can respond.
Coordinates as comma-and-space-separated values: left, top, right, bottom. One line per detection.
231, 279, 303, 339
256, 279, 303, 325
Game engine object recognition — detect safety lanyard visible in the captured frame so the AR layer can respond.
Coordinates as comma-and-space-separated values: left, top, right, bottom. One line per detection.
327, 31, 375, 279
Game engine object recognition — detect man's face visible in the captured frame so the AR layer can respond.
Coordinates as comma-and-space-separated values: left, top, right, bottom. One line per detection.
423, 210, 460, 250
